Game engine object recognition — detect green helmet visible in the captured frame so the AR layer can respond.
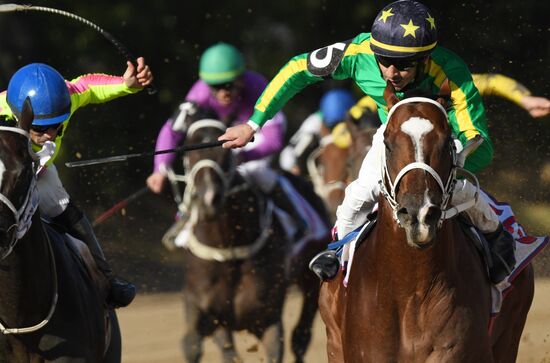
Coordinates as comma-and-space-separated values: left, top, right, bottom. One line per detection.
199, 43, 245, 85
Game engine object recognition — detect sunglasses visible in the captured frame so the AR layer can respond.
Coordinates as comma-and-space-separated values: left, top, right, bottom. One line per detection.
375, 55, 419, 71
209, 82, 236, 91
30, 123, 63, 134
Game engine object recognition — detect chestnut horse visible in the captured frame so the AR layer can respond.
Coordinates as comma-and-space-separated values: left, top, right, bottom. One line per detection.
0, 101, 120, 362
308, 120, 377, 222
176, 114, 325, 363
319, 88, 534, 362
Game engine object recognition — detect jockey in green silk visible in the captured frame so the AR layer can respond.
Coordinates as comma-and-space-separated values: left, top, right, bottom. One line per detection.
218, 0, 517, 284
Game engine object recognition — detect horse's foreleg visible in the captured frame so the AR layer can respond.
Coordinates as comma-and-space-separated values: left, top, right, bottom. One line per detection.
212, 326, 240, 363
491, 265, 535, 363
319, 276, 346, 363
259, 321, 284, 363
181, 295, 204, 363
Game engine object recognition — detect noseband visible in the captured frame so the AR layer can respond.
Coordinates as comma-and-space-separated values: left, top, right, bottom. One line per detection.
0, 126, 40, 256
379, 97, 479, 228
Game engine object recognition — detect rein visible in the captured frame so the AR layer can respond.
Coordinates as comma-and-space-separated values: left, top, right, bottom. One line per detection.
378, 97, 480, 228
0, 126, 58, 335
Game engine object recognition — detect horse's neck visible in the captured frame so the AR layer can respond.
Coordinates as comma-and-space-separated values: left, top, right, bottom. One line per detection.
0, 213, 55, 325
372, 202, 461, 290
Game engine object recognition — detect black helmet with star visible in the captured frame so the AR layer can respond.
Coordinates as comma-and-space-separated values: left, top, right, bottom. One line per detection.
370, 0, 437, 59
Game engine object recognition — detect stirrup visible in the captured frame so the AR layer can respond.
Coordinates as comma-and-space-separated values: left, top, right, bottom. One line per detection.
309, 250, 339, 281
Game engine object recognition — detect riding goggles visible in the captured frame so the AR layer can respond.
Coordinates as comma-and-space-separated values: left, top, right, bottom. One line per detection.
375, 55, 419, 71
209, 82, 236, 91
30, 122, 63, 134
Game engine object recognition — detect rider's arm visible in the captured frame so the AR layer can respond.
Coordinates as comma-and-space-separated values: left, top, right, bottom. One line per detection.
66, 74, 141, 110
239, 111, 286, 162
152, 120, 185, 173
248, 35, 365, 128
0, 91, 16, 121
432, 48, 493, 173
472, 73, 531, 107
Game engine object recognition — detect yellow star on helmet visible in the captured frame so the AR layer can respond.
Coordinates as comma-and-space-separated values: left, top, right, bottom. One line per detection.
400, 19, 420, 38
378, 8, 394, 23
426, 13, 436, 29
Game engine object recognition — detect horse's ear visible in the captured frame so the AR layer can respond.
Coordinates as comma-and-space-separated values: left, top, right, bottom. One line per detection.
383, 81, 399, 109
18, 97, 34, 132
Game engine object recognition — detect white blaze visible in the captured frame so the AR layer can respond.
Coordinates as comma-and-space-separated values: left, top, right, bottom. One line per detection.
400, 117, 434, 163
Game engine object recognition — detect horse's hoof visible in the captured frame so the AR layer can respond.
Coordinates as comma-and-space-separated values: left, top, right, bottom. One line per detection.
309, 250, 339, 280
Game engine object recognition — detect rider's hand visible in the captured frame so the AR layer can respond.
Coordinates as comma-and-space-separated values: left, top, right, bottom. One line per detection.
146, 172, 166, 194
218, 123, 255, 149
124, 57, 154, 88
520, 95, 550, 118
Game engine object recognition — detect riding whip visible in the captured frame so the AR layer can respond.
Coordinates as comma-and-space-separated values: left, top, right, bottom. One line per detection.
92, 186, 149, 226
65, 140, 225, 168
0, 3, 157, 95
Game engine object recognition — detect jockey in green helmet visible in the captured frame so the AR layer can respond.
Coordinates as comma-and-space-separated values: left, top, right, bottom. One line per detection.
199, 42, 246, 86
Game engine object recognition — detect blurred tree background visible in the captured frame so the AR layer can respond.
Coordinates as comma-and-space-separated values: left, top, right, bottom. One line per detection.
0, 0, 548, 291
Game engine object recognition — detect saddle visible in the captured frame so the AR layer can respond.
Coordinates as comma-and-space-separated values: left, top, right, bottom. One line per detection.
43, 220, 109, 300
328, 212, 496, 283
41, 220, 115, 354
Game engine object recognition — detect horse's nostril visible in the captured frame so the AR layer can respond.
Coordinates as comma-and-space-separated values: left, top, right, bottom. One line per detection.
425, 207, 442, 224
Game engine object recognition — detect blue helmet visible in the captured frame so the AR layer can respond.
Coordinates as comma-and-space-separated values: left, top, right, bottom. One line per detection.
320, 89, 356, 128
7, 63, 70, 126
370, 0, 437, 59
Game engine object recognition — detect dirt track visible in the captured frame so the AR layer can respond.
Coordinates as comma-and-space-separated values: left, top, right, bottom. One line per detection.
118, 279, 550, 363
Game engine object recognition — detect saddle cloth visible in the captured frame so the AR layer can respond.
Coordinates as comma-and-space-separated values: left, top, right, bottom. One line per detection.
335, 190, 549, 315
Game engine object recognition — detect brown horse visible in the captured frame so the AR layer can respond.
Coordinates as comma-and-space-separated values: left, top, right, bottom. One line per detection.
308, 120, 378, 222
318, 87, 534, 362
175, 113, 324, 363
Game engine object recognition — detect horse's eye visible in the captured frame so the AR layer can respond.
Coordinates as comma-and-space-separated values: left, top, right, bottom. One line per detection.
384, 141, 392, 153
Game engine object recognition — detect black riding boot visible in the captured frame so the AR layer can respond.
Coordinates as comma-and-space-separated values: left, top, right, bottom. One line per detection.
269, 182, 308, 241
53, 202, 136, 308
309, 250, 340, 280
483, 223, 516, 284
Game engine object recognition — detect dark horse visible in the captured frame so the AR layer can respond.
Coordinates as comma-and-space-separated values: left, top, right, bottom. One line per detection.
0, 101, 120, 362
319, 86, 534, 362
177, 113, 326, 363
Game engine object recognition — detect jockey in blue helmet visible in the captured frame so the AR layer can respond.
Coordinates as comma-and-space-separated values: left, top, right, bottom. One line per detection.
7, 63, 71, 127
319, 89, 356, 129
2, 60, 153, 308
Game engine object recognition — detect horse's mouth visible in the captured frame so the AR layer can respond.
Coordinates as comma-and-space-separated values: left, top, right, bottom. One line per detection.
404, 223, 437, 250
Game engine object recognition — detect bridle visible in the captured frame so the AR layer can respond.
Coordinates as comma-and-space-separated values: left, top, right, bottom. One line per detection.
0, 125, 58, 335
0, 126, 40, 257
378, 97, 479, 228
173, 119, 273, 261
181, 119, 237, 212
